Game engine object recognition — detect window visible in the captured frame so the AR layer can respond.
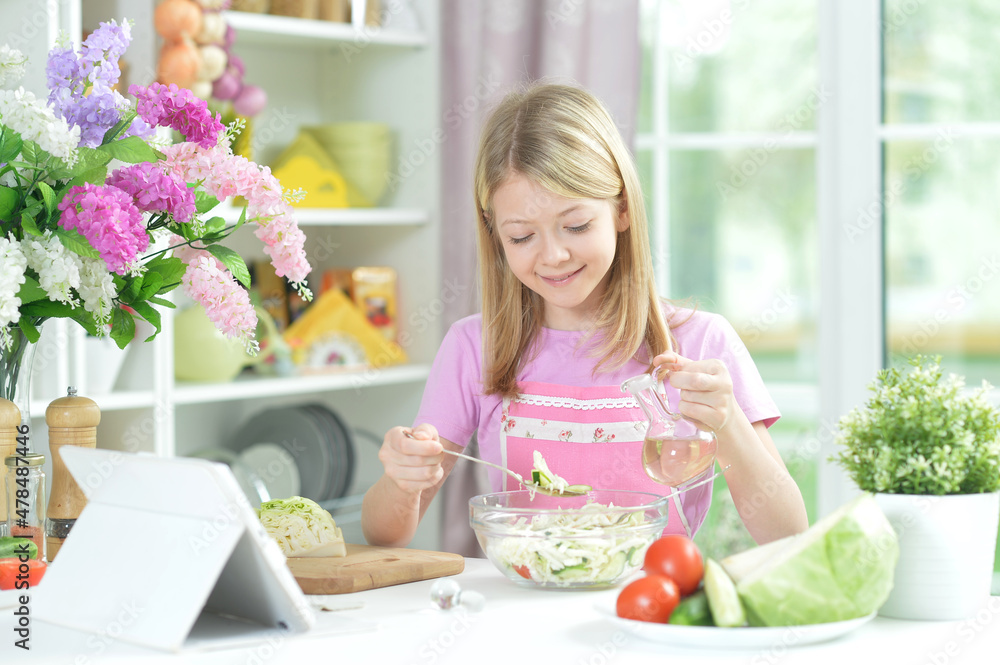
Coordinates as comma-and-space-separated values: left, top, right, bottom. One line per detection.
638, 1, 1000, 567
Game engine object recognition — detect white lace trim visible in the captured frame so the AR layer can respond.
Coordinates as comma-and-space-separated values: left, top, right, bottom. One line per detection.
513, 394, 642, 411
501, 416, 646, 443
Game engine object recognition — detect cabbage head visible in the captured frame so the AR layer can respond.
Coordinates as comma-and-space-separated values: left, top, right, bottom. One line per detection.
257, 496, 346, 557
722, 494, 898, 626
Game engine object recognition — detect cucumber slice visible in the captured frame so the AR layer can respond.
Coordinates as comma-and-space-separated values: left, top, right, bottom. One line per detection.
668, 590, 714, 626
704, 558, 746, 627
565, 484, 592, 493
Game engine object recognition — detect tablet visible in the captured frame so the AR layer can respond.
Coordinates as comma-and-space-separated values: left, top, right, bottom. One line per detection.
33, 448, 316, 652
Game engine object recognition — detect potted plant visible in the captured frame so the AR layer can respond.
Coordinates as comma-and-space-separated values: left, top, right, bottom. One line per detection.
832, 355, 1000, 620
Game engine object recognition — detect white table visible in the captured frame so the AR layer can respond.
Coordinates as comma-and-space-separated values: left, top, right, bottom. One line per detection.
4, 558, 999, 664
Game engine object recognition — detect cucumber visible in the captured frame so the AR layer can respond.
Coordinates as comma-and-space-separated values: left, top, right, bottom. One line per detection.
596, 551, 628, 581
704, 558, 746, 627
552, 561, 594, 581
668, 590, 714, 626
0, 536, 38, 559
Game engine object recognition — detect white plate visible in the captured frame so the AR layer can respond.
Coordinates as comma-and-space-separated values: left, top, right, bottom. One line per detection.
595, 599, 876, 649
239, 443, 302, 501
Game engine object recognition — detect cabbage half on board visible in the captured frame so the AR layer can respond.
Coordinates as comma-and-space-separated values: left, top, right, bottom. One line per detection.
721, 494, 899, 626
257, 496, 347, 557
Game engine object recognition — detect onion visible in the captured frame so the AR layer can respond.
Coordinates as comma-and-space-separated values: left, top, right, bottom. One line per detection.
228, 53, 245, 78
190, 80, 213, 100
233, 84, 267, 117
158, 40, 201, 88
198, 45, 227, 81
224, 23, 236, 50
212, 71, 241, 101
154, 0, 202, 41
196, 11, 227, 44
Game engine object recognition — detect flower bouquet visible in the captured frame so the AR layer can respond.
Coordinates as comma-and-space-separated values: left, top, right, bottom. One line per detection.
0, 20, 311, 408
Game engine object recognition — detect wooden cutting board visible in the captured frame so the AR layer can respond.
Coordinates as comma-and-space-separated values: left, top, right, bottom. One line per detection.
286, 543, 465, 594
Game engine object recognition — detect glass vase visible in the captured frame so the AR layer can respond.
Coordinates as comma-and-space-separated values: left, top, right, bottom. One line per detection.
1, 323, 38, 434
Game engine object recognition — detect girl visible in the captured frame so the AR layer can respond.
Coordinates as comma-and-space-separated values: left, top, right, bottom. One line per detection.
362, 83, 808, 549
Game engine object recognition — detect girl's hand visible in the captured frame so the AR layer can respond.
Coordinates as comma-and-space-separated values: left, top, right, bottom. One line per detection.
378, 424, 445, 495
652, 351, 737, 433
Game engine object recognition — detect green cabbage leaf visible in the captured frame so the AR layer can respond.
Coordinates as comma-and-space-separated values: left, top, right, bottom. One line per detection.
257, 496, 346, 558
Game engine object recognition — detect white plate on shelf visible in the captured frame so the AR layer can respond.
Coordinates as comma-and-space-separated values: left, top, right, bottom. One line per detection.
595, 599, 876, 650
239, 442, 301, 501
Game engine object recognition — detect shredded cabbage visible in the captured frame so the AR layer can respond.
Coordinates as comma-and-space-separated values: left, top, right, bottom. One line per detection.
485, 503, 653, 586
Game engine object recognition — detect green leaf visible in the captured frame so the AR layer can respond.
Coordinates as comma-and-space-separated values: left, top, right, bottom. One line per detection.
21, 300, 99, 336
51, 145, 113, 182
119, 273, 144, 303
0, 129, 22, 164
20, 212, 41, 237
195, 191, 221, 214
139, 270, 163, 300
20, 140, 42, 165
17, 317, 40, 344
0, 186, 17, 221
53, 227, 101, 258
97, 135, 159, 164
110, 307, 136, 350
37, 181, 56, 216
15, 277, 47, 305
129, 301, 161, 339
206, 245, 251, 288
148, 296, 177, 308
101, 109, 138, 145
145, 256, 186, 292
68, 165, 108, 186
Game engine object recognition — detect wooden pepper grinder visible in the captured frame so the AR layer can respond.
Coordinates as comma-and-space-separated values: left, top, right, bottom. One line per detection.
45, 387, 100, 561
0, 399, 19, 533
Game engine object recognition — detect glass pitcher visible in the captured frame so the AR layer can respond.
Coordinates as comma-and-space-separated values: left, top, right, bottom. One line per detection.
621, 372, 718, 487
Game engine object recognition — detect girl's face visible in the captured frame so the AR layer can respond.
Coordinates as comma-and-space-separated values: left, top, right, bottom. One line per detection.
492, 173, 626, 330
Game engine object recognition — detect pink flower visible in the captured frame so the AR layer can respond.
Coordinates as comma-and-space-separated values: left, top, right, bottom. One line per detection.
57, 183, 147, 275
175, 243, 258, 350
129, 82, 224, 149
106, 162, 196, 223
160, 141, 310, 287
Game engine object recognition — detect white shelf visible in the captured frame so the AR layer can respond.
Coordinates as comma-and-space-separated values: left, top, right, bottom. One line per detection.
172, 363, 432, 405
224, 10, 427, 48
29, 391, 156, 419
217, 205, 429, 227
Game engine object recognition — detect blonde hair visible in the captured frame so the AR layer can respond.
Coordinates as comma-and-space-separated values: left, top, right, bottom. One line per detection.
474, 83, 675, 398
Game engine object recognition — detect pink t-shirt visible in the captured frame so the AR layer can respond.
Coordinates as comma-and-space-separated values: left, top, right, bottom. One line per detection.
415, 306, 780, 472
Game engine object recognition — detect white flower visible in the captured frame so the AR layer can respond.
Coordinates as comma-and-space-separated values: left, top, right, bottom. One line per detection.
78, 257, 116, 329
0, 234, 27, 348
0, 45, 26, 89
0, 87, 80, 165
21, 230, 81, 307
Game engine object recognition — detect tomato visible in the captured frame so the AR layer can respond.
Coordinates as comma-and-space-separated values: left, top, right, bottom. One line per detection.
513, 565, 531, 579
0, 557, 47, 591
615, 574, 680, 623
643, 535, 704, 596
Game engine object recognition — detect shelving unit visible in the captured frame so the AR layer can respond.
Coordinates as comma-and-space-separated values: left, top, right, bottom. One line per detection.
5, 0, 443, 550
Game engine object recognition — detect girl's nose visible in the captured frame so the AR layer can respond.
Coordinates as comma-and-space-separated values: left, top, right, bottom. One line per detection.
540, 235, 570, 266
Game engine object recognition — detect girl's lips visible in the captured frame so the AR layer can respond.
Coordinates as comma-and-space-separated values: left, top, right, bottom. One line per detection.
539, 267, 583, 285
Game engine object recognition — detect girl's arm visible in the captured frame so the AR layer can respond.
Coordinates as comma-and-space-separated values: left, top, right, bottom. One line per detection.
654, 353, 809, 544
361, 424, 462, 548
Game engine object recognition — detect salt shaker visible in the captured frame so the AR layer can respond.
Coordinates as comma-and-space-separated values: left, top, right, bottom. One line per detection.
45, 387, 100, 561
4, 453, 46, 560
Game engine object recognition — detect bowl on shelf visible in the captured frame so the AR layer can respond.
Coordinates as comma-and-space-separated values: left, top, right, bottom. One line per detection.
469, 489, 670, 589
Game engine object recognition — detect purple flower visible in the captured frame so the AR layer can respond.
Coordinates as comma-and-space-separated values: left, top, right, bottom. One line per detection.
45, 20, 153, 148
57, 183, 148, 275
107, 162, 197, 224
129, 82, 224, 149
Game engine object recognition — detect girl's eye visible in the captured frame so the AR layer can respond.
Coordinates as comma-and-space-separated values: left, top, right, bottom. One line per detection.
568, 222, 592, 234
508, 235, 532, 245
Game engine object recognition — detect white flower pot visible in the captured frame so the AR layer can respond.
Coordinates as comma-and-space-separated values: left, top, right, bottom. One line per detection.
875, 492, 1000, 621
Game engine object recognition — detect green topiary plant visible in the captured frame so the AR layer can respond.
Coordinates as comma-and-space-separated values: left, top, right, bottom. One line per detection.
832, 355, 1000, 495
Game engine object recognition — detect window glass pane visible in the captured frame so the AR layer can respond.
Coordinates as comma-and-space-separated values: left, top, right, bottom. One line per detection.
637, 0, 659, 134
884, 0, 1000, 124
885, 138, 1000, 385
667, 148, 818, 383
663, 0, 818, 133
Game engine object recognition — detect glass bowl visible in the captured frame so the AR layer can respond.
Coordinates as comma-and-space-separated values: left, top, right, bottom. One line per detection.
469, 489, 670, 589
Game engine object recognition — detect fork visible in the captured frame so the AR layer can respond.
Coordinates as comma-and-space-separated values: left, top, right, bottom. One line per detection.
402, 429, 588, 496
